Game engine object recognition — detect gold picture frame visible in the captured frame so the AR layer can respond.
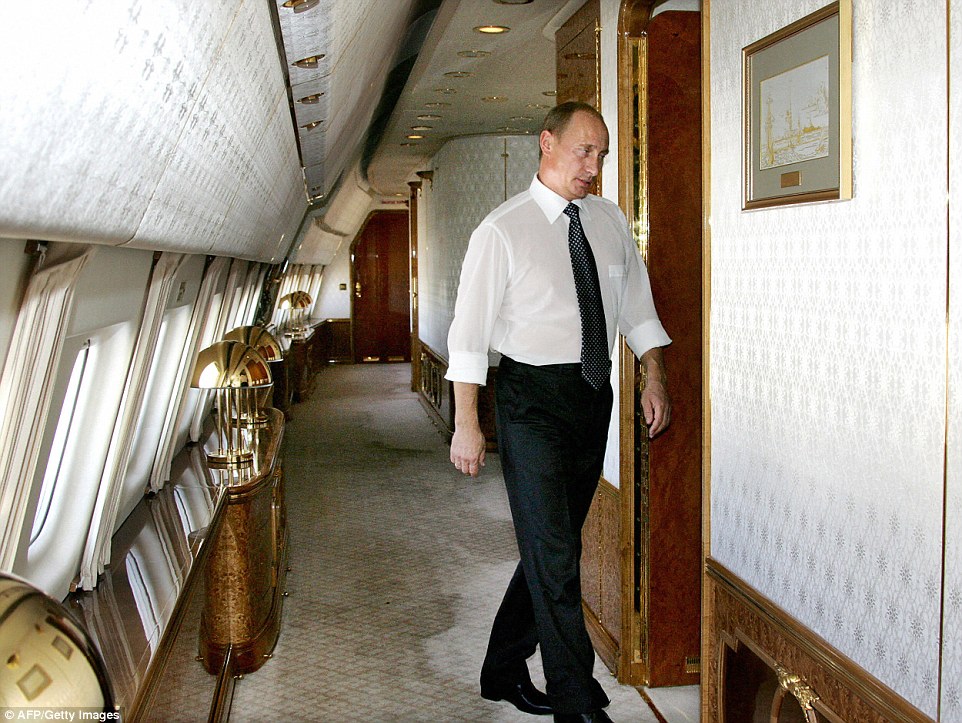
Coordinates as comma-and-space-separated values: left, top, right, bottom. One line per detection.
743, 1, 852, 209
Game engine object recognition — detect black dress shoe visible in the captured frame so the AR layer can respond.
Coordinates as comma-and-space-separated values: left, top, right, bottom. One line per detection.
481, 679, 554, 715
553, 710, 614, 722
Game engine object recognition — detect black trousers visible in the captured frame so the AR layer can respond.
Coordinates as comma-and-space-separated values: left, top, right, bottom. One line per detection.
480, 356, 613, 714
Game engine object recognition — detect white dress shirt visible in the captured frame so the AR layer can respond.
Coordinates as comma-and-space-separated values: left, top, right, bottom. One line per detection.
445, 175, 671, 385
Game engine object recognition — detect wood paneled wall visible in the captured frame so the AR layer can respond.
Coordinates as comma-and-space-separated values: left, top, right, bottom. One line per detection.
556, 0, 601, 109
314, 318, 352, 364
640, 10, 703, 687
581, 479, 622, 673
706, 559, 932, 723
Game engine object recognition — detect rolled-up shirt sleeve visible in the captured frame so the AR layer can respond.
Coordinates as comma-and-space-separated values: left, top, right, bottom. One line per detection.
445, 223, 510, 385
618, 218, 672, 359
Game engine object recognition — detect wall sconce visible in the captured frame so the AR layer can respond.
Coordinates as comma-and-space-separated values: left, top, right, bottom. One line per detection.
282, 0, 320, 11
191, 341, 272, 468
415, 170, 434, 188
278, 291, 312, 338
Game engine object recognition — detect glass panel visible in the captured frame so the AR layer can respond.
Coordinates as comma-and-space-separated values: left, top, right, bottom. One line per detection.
30, 341, 89, 543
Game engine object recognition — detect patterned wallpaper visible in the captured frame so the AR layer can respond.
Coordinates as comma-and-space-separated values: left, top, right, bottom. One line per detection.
0, 1, 303, 262
709, 1, 949, 715
418, 135, 539, 358
943, 1, 962, 718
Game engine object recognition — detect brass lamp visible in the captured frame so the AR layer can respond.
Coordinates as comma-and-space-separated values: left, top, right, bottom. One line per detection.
222, 326, 284, 426
0, 573, 114, 710
278, 290, 312, 337
190, 340, 272, 467
223, 325, 284, 362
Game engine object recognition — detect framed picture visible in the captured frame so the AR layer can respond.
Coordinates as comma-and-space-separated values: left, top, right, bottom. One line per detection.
743, 1, 852, 209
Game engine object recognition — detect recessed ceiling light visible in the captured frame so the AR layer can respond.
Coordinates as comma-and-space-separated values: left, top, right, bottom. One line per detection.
300, 120, 322, 130
482, 96, 508, 102
297, 93, 324, 104
282, 0, 320, 11
425, 102, 451, 108
407, 134, 425, 139
292, 54, 325, 69
526, 103, 552, 109
435, 87, 458, 94
411, 125, 433, 131
444, 71, 474, 78
417, 114, 442, 120
458, 50, 491, 58
474, 25, 510, 34
542, 90, 557, 97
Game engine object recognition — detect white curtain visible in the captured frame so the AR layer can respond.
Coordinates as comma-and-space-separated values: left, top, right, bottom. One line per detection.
222, 259, 250, 335
0, 246, 94, 571
79, 252, 184, 590
148, 256, 229, 493
239, 262, 266, 325
306, 265, 324, 320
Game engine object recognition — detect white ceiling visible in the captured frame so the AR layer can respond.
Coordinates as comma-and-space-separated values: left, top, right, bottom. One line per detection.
366, 0, 583, 196
273, 0, 584, 204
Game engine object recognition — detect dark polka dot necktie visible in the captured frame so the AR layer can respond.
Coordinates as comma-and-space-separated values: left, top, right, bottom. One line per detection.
563, 203, 610, 390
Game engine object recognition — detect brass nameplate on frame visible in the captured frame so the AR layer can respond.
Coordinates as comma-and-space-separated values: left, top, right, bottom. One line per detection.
780, 171, 802, 188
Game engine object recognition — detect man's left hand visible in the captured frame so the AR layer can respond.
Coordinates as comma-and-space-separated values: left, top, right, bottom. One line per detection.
640, 377, 671, 437
638, 346, 671, 437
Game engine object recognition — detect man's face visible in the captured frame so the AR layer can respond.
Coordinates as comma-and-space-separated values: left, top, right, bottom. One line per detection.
537, 110, 609, 201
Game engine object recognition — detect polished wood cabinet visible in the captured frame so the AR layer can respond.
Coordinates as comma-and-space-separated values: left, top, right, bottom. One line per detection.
200, 409, 288, 677
68, 409, 288, 721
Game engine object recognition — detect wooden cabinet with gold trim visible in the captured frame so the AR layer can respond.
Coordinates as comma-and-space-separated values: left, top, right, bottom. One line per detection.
199, 408, 288, 677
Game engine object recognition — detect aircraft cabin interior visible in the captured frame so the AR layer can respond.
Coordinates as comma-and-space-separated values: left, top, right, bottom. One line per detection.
0, 0, 960, 721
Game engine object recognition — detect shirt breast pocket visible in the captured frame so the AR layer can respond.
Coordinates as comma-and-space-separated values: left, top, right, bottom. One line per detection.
608, 264, 626, 278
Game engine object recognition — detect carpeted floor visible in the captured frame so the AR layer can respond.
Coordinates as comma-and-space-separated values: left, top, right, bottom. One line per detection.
229, 363, 692, 722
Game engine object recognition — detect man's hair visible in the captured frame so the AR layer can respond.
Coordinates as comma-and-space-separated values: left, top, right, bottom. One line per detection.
539, 101, 605, 156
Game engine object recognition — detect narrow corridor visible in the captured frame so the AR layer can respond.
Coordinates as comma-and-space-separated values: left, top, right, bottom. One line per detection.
229, 364, 695, 722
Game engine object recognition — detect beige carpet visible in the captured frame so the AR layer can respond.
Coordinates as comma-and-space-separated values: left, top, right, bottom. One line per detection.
228, 363, 670, 722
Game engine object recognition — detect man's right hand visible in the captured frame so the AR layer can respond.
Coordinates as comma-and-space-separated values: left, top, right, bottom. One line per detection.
451, 424, 486, 477
451, 381, 486, 476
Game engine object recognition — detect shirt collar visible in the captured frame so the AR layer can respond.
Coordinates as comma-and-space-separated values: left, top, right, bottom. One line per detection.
529, 174, 591, 225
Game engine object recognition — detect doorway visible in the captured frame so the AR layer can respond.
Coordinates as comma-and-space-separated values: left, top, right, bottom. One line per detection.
351, 210, 411, 363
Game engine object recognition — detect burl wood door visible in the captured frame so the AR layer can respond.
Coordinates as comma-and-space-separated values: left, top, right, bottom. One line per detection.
352, 210, 411, 363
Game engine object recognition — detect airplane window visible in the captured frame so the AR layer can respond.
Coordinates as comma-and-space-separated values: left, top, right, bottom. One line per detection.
30, 341, 90, 543
24, 319, 141, 597
117, 305, 193, 526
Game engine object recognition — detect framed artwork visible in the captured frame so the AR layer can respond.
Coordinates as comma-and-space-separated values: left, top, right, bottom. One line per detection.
743, 1, 852, 209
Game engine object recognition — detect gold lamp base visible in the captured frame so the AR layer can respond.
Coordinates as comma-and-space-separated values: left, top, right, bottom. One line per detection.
233, 411, 270, 428
206, 449, 255, 468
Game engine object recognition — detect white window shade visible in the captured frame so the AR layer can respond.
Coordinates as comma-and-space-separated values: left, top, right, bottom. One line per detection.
79, 253, 185, 590
0, 246, 94, 572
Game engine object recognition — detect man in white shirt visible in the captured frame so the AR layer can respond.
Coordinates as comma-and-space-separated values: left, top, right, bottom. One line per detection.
446, 102, 671, 723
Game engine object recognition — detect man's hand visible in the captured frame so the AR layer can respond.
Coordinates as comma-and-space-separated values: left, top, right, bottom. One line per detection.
638, 347, 671, 438
451, 381, 486, 476
451, 424, 486, 477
